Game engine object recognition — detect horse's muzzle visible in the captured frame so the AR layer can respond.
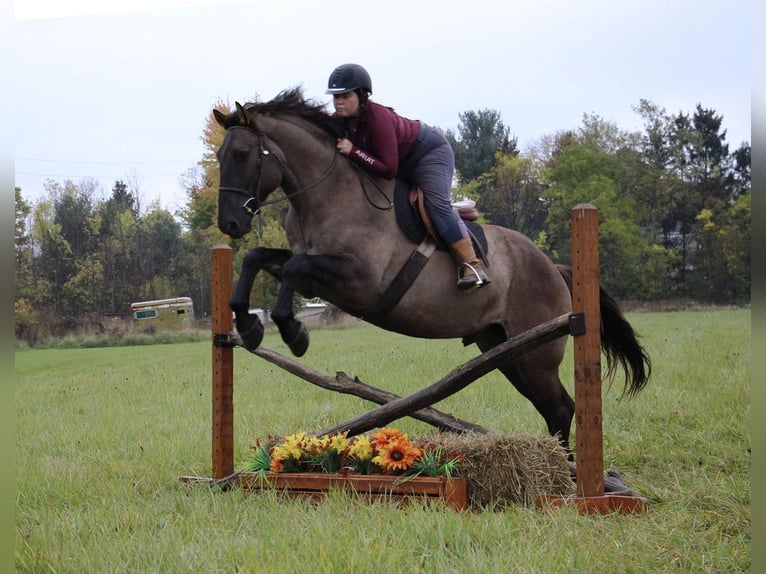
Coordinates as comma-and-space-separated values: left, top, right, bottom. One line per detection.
218, 218, 248, 239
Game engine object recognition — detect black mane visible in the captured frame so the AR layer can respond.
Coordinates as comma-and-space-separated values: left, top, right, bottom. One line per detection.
243, 86, 345, 140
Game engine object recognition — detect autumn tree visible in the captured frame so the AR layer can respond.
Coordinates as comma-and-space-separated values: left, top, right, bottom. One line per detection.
14, 188, 36, 340
473, 153, 548, 239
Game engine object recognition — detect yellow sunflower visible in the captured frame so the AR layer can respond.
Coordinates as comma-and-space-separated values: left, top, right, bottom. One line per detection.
372, 436, 422, 473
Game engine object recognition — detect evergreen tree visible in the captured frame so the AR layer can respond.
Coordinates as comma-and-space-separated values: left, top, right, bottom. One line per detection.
445, 109, 517, 183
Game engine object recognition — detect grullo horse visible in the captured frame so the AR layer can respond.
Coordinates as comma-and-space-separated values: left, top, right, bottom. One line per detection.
213, 87, 651, 457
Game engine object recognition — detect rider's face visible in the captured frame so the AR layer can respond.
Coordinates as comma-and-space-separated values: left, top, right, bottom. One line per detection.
333, 91, 360, 118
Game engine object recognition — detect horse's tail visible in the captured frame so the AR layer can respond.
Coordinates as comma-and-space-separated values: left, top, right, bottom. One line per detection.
556, 264, 651, 397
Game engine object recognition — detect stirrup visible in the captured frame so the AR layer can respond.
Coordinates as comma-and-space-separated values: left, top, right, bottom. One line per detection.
456, 263, 490, 293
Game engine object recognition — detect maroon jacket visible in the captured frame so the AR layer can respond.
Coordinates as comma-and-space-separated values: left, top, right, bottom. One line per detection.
337, 101, 420, 180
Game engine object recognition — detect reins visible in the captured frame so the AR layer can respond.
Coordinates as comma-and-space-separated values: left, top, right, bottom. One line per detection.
219, 124, 395, 216
218, 126, 339, 216
349, 162, 394, 211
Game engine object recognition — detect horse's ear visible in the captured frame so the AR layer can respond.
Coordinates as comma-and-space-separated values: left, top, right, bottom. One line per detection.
235, 102, 251, 126
213, 108, 228, 128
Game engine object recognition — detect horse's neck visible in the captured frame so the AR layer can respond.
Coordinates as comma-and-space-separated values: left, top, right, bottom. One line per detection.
263, 114, 332, 162
287, 164, 396, 230
264, 118, 388, 214
264, 116, 340, 192
261, 116, 402, 252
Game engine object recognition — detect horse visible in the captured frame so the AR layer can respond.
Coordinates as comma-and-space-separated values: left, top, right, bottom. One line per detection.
213, 86, 651, 456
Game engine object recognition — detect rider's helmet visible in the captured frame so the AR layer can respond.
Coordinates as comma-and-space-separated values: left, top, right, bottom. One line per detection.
325, 64, 372, 95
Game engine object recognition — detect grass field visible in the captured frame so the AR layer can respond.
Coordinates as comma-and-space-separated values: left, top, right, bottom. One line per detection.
15, 308, 750, 573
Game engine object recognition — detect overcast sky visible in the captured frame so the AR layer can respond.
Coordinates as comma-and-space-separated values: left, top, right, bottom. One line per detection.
14, 0, 751, 214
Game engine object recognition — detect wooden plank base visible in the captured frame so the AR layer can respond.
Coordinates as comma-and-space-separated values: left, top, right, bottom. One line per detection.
180, 473, 468, 510
536, 493, 649, 514
237, 473, 468, 511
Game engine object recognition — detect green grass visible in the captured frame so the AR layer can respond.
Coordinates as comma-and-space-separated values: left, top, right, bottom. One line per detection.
15, 308, 750, 573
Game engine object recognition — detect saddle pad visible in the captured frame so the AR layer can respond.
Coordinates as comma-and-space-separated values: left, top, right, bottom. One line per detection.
394, 179, 488, 257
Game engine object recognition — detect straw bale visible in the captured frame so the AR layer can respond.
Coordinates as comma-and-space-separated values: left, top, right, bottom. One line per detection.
421, 430, 575, 509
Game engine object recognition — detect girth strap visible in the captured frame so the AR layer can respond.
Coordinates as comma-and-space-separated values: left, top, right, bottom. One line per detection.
360, 237, 437, 322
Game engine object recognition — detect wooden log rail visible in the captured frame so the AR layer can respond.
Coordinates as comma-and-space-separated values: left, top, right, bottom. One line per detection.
240, 341, 489, 435
318, 313, 576, 437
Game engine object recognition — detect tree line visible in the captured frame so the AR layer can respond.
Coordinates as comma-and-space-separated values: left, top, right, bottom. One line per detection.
14, 97, 750, 342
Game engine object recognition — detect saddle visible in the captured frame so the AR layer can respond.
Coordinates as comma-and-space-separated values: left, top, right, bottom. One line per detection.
409, 189, 479, 238
394, 180, 489, 259
360, 182, 490, 322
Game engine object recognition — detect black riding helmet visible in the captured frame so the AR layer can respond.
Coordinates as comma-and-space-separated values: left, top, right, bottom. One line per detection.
326, 63, 372, 95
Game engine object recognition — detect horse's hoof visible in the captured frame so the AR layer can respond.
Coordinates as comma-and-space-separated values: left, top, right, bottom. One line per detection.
237, 316, 264, 352
286, 323, 309, 357
603, 472, 639, 495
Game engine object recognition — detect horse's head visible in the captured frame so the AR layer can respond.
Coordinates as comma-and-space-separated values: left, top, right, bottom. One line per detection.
214, 102, 286, 238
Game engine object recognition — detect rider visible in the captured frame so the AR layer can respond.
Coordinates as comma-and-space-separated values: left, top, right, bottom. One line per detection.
326, 63, 490, 293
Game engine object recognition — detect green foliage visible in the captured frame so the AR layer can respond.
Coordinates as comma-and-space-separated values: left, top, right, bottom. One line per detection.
690, 195, 751, 302
446, 108, 517, 183
242, 446, 272, 478
634, 243, 681, 300
14, 187, 31, 253
410, 444, 462, 479
542, 143, 650, 297
473, 153, 548, 238
62, 254, 104, 314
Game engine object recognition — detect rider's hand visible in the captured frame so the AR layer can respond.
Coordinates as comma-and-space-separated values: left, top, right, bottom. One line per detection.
336, 138, 353, 155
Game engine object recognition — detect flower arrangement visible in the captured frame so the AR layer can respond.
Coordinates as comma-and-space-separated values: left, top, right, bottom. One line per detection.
244, 427, 463, 480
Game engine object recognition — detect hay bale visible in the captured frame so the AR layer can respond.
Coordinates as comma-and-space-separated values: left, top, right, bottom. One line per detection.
422, 431, 575, 509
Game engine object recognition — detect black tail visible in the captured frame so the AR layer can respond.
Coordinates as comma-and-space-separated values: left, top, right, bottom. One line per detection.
557, 264, 651, 397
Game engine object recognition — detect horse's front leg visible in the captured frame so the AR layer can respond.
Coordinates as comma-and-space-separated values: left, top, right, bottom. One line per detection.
270, 253, 350, 357
231, 247, 292, 351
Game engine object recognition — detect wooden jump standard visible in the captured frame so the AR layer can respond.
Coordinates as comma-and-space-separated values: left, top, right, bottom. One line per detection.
190, 204, 647, 514
538, 204, 648, 513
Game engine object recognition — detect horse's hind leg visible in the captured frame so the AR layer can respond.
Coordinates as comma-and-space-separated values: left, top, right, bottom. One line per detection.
498, 358, 575, 454
474, 326, 575, 454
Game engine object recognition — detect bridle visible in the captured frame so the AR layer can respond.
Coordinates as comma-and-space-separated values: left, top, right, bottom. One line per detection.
218, 126, 339, 217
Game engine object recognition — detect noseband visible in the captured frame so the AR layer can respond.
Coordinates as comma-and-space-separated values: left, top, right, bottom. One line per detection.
218, 126, 338, 217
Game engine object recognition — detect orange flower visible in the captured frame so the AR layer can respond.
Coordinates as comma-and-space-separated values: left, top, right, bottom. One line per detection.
371, 427, 405, 449
372, 436, 422, 473
270, 457, 285, 473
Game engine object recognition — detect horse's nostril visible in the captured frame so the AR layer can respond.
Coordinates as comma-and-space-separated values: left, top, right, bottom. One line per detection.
219, 219, 240, 237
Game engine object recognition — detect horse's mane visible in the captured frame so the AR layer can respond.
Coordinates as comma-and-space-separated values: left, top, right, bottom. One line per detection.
243, 86, 346, 141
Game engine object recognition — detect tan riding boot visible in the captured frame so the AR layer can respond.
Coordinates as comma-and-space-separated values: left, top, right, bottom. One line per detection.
450, 237, 491, 293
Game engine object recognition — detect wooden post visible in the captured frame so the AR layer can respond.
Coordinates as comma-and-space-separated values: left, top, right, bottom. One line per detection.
571, 204, 604, 498
211, 245, 234, 479
537, 204, 647, 513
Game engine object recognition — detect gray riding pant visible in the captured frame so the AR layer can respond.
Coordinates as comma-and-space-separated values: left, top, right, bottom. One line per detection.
399, 124, 467, 245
